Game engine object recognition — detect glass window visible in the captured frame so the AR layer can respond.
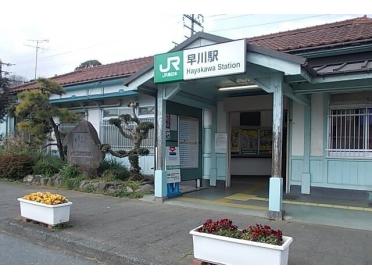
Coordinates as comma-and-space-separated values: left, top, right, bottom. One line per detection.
139, 106, 155, 116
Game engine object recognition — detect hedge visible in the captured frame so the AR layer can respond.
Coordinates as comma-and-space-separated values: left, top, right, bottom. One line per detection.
0, 154, 34, 179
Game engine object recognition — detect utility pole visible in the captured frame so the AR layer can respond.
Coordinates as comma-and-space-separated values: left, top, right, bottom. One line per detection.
0, 60, 13, 79
25, 39, 49, 80
183, 14, 204, 38
0, 60, 14, 92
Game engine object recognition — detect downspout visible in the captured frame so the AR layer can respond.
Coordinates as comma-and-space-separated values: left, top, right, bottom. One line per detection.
154, 91, 158, 171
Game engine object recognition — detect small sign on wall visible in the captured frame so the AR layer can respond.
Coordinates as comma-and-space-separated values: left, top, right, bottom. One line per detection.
166, 169, 181, 184
166, 146, 180, 167
215, 133, 227, 153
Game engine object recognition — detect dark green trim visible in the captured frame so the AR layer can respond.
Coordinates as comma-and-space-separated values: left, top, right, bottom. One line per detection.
63, 77, 126, 91
293, 43, 372, 58
50, 91, 137, 104
166, 101, 203, 181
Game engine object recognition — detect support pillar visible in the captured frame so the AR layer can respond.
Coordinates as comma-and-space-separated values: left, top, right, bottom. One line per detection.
154, 85, 167, 200
268, 77, 284, 220
203, 108, 217, 186
301, 100, 311, 194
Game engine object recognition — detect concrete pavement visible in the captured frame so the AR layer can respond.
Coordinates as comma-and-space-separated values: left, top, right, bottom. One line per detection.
0, 231, 96, 264
1, 180, 372, 264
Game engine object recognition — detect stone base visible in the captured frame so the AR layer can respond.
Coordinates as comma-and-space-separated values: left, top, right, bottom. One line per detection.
267, 210, 285, 221
269, 177, 283, 212
153, 196, 167, 203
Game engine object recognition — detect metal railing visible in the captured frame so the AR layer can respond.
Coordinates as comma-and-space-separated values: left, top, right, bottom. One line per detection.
100, 118, 155, 153
328, 107, 371, 158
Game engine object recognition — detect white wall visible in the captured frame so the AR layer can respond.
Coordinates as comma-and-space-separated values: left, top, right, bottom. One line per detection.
311, 94, 324, 156
291, 101, 305, 156
87, 109, 101, 136
138, 94, 155, 107
330, 91, 372, 106
186, 38, 219, 49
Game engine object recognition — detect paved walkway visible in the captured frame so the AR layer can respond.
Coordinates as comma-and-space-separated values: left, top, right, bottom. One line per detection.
1, 180, 372, 264
0, 231, 95, 264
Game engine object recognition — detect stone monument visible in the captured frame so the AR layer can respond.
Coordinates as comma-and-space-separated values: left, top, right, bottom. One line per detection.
63, 120, 104, 176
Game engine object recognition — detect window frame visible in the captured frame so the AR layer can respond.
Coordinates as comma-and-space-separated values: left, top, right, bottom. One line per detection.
327, 104, 372, 158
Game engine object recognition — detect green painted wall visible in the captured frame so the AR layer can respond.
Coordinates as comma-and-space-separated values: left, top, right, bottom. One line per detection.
289, 92, 372, 192
166, 101, 202, 181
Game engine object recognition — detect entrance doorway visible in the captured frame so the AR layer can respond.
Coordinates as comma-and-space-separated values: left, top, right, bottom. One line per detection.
228, 108, 288, 197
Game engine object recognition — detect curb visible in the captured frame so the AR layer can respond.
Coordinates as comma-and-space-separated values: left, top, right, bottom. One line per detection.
0, 218, 152, 265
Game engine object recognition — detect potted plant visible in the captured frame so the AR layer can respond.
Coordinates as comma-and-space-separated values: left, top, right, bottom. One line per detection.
17, 192, 72, 226
189, 219, 293, 265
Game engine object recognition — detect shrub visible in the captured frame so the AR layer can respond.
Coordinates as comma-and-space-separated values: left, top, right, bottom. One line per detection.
106, 180, 143, 198
32, 155, 66, 177
64, 176, 84, 190
60, 164, 84, 189
0, 135, 38, 156
98, 159, 130, 181
0, 154, 34, 179
60, 164, 81, 180
124, 179, 141, 192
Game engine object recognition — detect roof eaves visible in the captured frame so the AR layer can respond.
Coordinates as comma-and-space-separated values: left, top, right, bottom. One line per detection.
286, 38, 372, 54
247, 43, 306, 65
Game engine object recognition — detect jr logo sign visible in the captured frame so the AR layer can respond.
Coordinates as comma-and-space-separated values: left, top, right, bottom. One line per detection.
159, 56, 180, 73
154, 51, 183, 83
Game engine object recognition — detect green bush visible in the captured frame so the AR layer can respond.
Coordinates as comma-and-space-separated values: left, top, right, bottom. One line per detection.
60, 164, 81, 180
98, 158, 130, 181
0, 154, 34, 179
64, 176, 84, 190
32, 155, 65, 177
60, 164, 85, 189
0, 135, 38, 157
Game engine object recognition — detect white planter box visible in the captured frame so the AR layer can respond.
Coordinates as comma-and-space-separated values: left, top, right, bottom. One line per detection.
18, 198, 72, 226
190, 226, 293, 265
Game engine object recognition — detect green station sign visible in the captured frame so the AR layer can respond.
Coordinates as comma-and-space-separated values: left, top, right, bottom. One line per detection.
154, 40, 246, 84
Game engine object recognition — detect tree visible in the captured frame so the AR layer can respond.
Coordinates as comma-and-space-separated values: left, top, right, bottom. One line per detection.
7, 74, 28, 86
0, 75, 10, 122
75, 60, 102, 70
101, 101, 154, 180
14, 78, 80, 160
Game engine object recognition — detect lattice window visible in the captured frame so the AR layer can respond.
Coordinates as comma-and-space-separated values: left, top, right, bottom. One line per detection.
328, 107, 372, 158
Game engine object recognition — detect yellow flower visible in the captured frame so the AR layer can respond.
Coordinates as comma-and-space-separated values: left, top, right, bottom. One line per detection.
23, 192, 68, 205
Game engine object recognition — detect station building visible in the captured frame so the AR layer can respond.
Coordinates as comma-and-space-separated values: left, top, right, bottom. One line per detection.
7, 16, 372, 219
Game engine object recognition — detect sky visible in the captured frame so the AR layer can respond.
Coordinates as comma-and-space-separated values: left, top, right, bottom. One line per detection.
1, 1, 371, 81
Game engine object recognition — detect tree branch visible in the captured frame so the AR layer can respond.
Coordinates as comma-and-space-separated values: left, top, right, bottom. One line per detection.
115, 123, 133, 140
42, 143, 58, 149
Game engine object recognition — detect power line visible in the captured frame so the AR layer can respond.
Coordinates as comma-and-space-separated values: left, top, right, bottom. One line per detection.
24, 39, 49, 80
209, 14, 334, 32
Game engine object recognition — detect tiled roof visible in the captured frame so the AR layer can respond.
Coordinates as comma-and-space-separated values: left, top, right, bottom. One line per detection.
11, 56, 153, 92
313, 59, 372, 76
11, 16, 372, 93
247, 16, 372, 52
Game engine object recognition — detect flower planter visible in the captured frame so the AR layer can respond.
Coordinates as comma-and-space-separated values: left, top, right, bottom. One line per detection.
17, 198, 72, 226
190, 226, 293, 265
